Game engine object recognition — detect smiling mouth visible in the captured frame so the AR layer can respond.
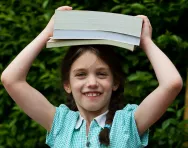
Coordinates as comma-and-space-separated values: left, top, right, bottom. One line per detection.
84, 92, 102, 97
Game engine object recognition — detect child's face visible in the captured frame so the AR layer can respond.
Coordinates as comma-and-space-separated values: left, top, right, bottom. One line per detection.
64, 51, 118, 113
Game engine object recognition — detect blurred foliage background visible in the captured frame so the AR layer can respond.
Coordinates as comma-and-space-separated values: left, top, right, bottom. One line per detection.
0, 0, 188, 147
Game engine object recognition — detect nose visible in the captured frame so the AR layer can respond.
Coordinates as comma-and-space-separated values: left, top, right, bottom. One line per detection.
86, 75, 98, 88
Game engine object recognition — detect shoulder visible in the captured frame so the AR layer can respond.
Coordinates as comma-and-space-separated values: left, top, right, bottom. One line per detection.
112, 104, 138, 130
117, 104, 138, 115
110, 104, 149, 147
122, 104, 138, 111
46, 104, 79, 147
53, 104, 79, 125
55, 104, 70, 113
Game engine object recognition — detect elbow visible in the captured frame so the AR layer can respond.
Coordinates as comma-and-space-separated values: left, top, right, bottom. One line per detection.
1, 72, 18, 91
1, 69, 25, 86
172, 76, 183, 91
1, 72, 7, 85
163, 76, 183, 93
1, 72, 11, 87
1, 71, 16, 86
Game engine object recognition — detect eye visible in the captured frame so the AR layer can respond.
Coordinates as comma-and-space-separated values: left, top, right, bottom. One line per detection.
75, 72, 87, 78
97, 72, 108, 78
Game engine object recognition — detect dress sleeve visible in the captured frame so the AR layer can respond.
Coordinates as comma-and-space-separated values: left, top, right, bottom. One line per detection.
122, 104, 149, 147
45, 104, 69, 147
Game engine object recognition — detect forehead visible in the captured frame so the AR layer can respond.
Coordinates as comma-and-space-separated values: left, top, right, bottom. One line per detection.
70, 51, 109, 71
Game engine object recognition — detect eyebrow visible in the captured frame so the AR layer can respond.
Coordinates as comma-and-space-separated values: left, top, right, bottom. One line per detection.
73, 67, 110, 73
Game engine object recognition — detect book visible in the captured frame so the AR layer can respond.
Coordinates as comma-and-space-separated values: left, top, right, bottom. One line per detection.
47, 38, 135, 51
52, 30, 140, 46
54, 10, 142, 37
47, 10, 143, 51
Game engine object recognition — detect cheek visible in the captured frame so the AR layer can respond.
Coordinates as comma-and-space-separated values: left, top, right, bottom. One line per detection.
70, 81, 83, 102
70, 79, 85, 92
101, 79, 114, 90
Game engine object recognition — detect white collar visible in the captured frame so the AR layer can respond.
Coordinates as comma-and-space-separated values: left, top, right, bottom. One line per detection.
75, 110, 109, 129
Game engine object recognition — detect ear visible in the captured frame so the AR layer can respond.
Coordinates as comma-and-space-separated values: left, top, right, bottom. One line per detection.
112, 81, 119, 91
64, 82, 72, 94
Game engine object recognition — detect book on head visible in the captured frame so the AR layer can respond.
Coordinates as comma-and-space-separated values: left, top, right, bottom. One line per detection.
46, 10, 143, 51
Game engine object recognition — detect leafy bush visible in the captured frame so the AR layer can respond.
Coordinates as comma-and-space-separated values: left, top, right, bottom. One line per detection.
0, 0, 187, 147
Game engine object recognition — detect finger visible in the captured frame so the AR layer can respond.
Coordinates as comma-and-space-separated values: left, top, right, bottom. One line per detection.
56, 6, 72, 11
136, 15, 149, 23
136, 15, 152, 28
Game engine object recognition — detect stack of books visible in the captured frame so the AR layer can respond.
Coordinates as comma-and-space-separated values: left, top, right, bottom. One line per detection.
46, 10, 143, 51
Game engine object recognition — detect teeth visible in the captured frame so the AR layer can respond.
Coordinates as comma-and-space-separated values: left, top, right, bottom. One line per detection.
85, 93, 101, 97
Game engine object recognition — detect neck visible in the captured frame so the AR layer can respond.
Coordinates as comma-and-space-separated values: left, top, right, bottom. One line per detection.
78, 107, 108, 125
78, 108, 108, 136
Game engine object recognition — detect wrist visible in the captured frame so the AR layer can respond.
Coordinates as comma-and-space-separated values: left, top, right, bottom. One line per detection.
140, 38, 153, 51
40, 29, 52, 40
34, 29, 51, 45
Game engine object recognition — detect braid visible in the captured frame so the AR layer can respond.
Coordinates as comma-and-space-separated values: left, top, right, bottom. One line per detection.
99, 92, 124, 146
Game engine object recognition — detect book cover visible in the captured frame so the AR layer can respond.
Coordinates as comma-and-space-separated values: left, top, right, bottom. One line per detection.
46, 39, 135, 51
54, 10, 142, 37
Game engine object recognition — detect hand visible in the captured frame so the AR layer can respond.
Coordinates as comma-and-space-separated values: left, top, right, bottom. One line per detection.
136, 15, 152, 49
43, 6, 72, 38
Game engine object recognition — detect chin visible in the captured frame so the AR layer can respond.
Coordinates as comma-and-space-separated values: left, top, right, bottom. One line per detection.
84, 104, 105, 112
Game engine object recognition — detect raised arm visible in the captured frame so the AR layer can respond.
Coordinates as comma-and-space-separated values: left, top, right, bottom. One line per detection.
134, 15, 183, 135
0, 6, 72, 131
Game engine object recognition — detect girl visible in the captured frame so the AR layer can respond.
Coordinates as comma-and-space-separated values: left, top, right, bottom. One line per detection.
1, 6, 183, 148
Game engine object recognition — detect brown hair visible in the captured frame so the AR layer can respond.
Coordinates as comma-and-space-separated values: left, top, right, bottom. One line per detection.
61, 45, 125, 146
